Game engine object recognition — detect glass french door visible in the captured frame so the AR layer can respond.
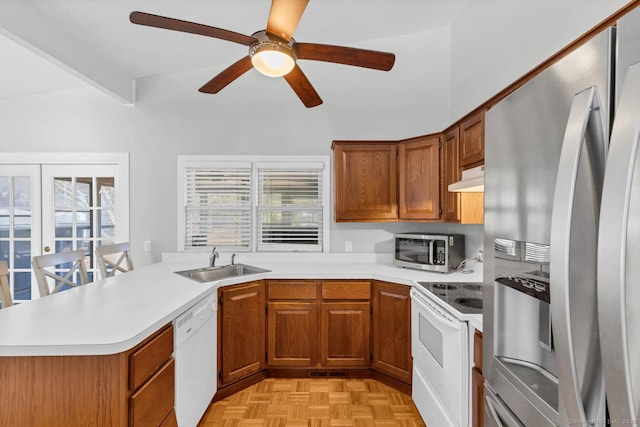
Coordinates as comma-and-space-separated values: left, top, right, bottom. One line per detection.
0, 165, 41, 302
41, 165, 127, 285
0, 161, 127, 303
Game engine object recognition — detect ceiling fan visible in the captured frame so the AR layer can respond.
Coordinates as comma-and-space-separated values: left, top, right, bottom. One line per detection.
130, 0, 396, 108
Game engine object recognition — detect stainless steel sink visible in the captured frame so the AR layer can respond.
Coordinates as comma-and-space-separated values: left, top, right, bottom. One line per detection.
175, 263, 270, 282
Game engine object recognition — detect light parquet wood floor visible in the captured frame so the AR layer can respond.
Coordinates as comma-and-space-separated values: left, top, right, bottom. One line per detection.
198, 378, 427, 427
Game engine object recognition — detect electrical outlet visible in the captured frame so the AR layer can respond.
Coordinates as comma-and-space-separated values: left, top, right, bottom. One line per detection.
345, 241, 353, 252
144, 240, 152, 252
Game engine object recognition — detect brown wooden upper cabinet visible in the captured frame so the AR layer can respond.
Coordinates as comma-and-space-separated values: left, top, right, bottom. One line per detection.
333, 136, 440, 222
398, 136, 441, 220
460, 110, 485, 169
442, 127, 461, 222
333, 142, 398, 221
442, 126, 484, 224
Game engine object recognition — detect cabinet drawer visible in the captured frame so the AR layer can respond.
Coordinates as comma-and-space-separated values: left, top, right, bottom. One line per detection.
267, 280, 317, 300
129, 325, 173, 390
129, 358, 175, 427
321, 281, 371, 300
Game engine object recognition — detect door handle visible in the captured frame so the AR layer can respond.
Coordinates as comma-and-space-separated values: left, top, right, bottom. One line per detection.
44, 246, 51, 253
550, 86, 607, 424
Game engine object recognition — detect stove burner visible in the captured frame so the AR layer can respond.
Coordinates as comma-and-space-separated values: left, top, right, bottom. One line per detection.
431, 284, 458, 291
455, 297, 483, 310
463, 284, 482, 292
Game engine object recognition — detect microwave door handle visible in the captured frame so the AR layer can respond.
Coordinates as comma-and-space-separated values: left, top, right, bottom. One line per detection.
550, 86, 607, 424
428, 240, 434, 264
598, 62, 640, 425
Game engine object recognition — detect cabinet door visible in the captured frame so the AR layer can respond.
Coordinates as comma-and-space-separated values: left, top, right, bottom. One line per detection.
320, 302, 371, 367
460, 111, 485, 168
333, 142, 398, 221
442, 127, 461, 221
398, 136, 441, 220
267, 302, 318, 367
219, 281, 266, 385
372, 282, 412, 383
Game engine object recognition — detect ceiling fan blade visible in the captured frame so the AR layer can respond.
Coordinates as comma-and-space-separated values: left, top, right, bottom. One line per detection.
283, 65, 322, 108
295, 43, 395, 71
199, 56, 254, 94
130, 11, 257, 46
266, 0, 309, 41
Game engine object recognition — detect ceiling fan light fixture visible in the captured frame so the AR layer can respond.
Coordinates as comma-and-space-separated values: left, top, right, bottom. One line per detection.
249, 32, 296, 77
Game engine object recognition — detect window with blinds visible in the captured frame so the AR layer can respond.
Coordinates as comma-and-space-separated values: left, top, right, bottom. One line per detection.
179, 156, 329, 252
184, 165, 252, 251
257, 166, 323, 252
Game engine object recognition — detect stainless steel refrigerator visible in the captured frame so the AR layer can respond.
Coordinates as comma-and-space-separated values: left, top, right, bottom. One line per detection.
483, 7, 640, 426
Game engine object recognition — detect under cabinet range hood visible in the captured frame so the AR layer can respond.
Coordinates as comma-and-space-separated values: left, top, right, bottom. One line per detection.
448, 165, 484, 192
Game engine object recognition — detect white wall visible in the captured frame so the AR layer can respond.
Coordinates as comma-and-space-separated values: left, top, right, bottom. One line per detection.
449, 0, 627, 121
0, 86, 133, 151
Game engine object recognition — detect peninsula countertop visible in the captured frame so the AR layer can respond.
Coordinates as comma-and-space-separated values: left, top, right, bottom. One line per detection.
0, 253, 484, 356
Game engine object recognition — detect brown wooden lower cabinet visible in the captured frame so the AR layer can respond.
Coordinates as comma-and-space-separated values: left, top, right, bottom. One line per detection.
320, 301, 371, 367
267, 301, 318, 367
0, 324, 176, 427
372, 281, 412, 384
218, 281, 266, 386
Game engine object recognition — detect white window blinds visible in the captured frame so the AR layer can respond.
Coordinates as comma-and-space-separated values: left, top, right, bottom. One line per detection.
257, 165, 323, 252
179, 156, 329, 252
184, 165, 252, 251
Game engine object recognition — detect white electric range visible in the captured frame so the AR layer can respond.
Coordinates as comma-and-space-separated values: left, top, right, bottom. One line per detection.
411, 282, 483, 427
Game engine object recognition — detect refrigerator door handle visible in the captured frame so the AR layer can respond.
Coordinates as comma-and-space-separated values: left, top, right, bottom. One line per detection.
598, 62, 640, 425
550, 86, 607, 425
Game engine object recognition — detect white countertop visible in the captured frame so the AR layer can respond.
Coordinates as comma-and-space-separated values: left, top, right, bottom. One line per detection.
0, 253, 484, 356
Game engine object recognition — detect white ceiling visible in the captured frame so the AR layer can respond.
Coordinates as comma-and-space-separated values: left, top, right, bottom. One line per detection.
0, 0, 468, 102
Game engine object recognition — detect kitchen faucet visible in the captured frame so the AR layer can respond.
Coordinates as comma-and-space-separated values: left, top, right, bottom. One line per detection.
209, 247, 219, 267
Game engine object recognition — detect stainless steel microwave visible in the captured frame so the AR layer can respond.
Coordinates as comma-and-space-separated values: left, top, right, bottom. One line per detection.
393, 233, 466, 273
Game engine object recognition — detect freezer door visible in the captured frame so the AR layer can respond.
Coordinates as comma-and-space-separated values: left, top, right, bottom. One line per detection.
598, 61, 640, 425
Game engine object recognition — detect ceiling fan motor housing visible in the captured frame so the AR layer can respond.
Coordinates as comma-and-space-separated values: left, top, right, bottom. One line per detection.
249, 31, 297, 77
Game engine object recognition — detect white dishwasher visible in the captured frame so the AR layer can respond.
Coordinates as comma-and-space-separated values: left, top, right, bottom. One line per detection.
174, 294, 217, 427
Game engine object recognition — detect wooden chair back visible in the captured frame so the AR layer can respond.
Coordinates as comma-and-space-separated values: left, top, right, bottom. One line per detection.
0, 261, 13, 308
32, 249, 90, 297
96, 242, 134, 279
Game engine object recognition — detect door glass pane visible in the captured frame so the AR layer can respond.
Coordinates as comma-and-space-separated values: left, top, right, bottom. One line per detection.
55, 240, 73, 253
14, 210, 31, 238
99, 209, 115, 239
76, 211, 91, 238
55, 211, 72, 238
0, 211, 8, 238
54, 178, 73, 209
13, 177, 31, 208
75, 178, 92, 209
0, 241, 8, 263
14, 272, 31, 300
98, 177, 114, 209
0, 177, 8, 206
14, 241, 30, 269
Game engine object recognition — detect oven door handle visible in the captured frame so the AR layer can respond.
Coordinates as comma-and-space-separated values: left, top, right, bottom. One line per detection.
411, 289, 460, 332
